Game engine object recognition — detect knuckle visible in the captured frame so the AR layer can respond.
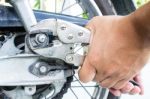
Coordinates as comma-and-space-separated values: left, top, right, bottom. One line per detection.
103, 70, 113, 77
100, 79, 115, 88
113, 80, 127, 89
113, 85, 122, 90
89, 56, 100, 66
117, 69, 129, 78
118, 72, 126, 78
100, 82, 110, 88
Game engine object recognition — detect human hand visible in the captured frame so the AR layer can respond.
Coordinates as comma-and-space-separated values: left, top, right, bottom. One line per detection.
79, 16, 148, 90
109, 74, 144, 96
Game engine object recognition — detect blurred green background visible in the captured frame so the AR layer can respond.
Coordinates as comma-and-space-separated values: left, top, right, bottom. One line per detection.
135, 0, 150, 7
33, 0, 150, 9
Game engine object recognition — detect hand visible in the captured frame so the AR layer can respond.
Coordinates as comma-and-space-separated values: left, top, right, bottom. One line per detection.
110, 74, 144, 96
79, 16, 148, 89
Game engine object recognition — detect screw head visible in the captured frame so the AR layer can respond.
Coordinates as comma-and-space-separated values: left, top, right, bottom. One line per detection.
39, 65, 47, 74
36, 34, 47, 43
25, 86, 36, 95
66, 55, 73, 63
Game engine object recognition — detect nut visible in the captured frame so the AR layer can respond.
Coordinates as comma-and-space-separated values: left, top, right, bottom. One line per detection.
35, 34, 47, 43
39, 65, 47, 74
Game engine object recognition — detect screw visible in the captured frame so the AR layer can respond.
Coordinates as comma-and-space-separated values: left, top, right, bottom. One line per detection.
78, 31, 83, 36
66, 55, 73, 63
25, 86, 36, 95
36, 34, 47, 43
39, 65, 47, 74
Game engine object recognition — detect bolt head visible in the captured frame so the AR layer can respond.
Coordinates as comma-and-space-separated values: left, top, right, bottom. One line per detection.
36, 34, 47, 43
25, 86, 36, 95
40, 66, 47, 73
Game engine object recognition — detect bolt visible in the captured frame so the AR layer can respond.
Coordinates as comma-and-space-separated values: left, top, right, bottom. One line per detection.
39, 65, 47, 74
60, 24, 67, 30
78, 31, 83, 36
66, 55, 73, 63
68, 34, 73, 40
36, 34, 47, 43
25, 86, 36, 95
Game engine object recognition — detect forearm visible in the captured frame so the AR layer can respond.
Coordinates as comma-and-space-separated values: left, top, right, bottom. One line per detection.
129, 2, 150, 37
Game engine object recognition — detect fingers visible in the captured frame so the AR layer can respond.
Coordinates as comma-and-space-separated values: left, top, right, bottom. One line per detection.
133, 74, 144, 95
96, 73, 128, 89
119, 74, 143, 95
110, 82, 141, 96
112, 79, 128, 89
110, 83, 141, 96
120, 82, 134, 93
129, 86, 141, 95
109, 88, 121, 96
98, 77, 119, 88
79, 58, 96, 83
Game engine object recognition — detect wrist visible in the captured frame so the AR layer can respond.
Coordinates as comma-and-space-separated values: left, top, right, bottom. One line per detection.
127, 3, 150, 39
128, 12, 150, 51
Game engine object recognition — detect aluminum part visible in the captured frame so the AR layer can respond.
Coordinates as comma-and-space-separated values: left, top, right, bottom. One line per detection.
0, 54, 71, 86
29, 19, 91, 44
28, 19, 91, 66
57, 19, 91, 44
9, 0, 37, 32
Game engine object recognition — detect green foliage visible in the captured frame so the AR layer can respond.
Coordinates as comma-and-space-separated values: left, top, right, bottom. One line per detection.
34, 0, 40, 9
82, 12, 89, 19
134, 0, 150, 8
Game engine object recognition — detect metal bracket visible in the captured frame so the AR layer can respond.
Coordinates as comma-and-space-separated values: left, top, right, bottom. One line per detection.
29, 19, 91, 44
28, 19, 91, 66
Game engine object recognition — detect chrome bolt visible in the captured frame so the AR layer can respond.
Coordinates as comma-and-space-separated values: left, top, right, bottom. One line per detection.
36, 34, 47, 43
25, 86, 36, 95
39, 65, 47, 74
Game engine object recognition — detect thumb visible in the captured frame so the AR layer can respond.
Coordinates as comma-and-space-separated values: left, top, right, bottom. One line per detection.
78, 58, 96, 83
